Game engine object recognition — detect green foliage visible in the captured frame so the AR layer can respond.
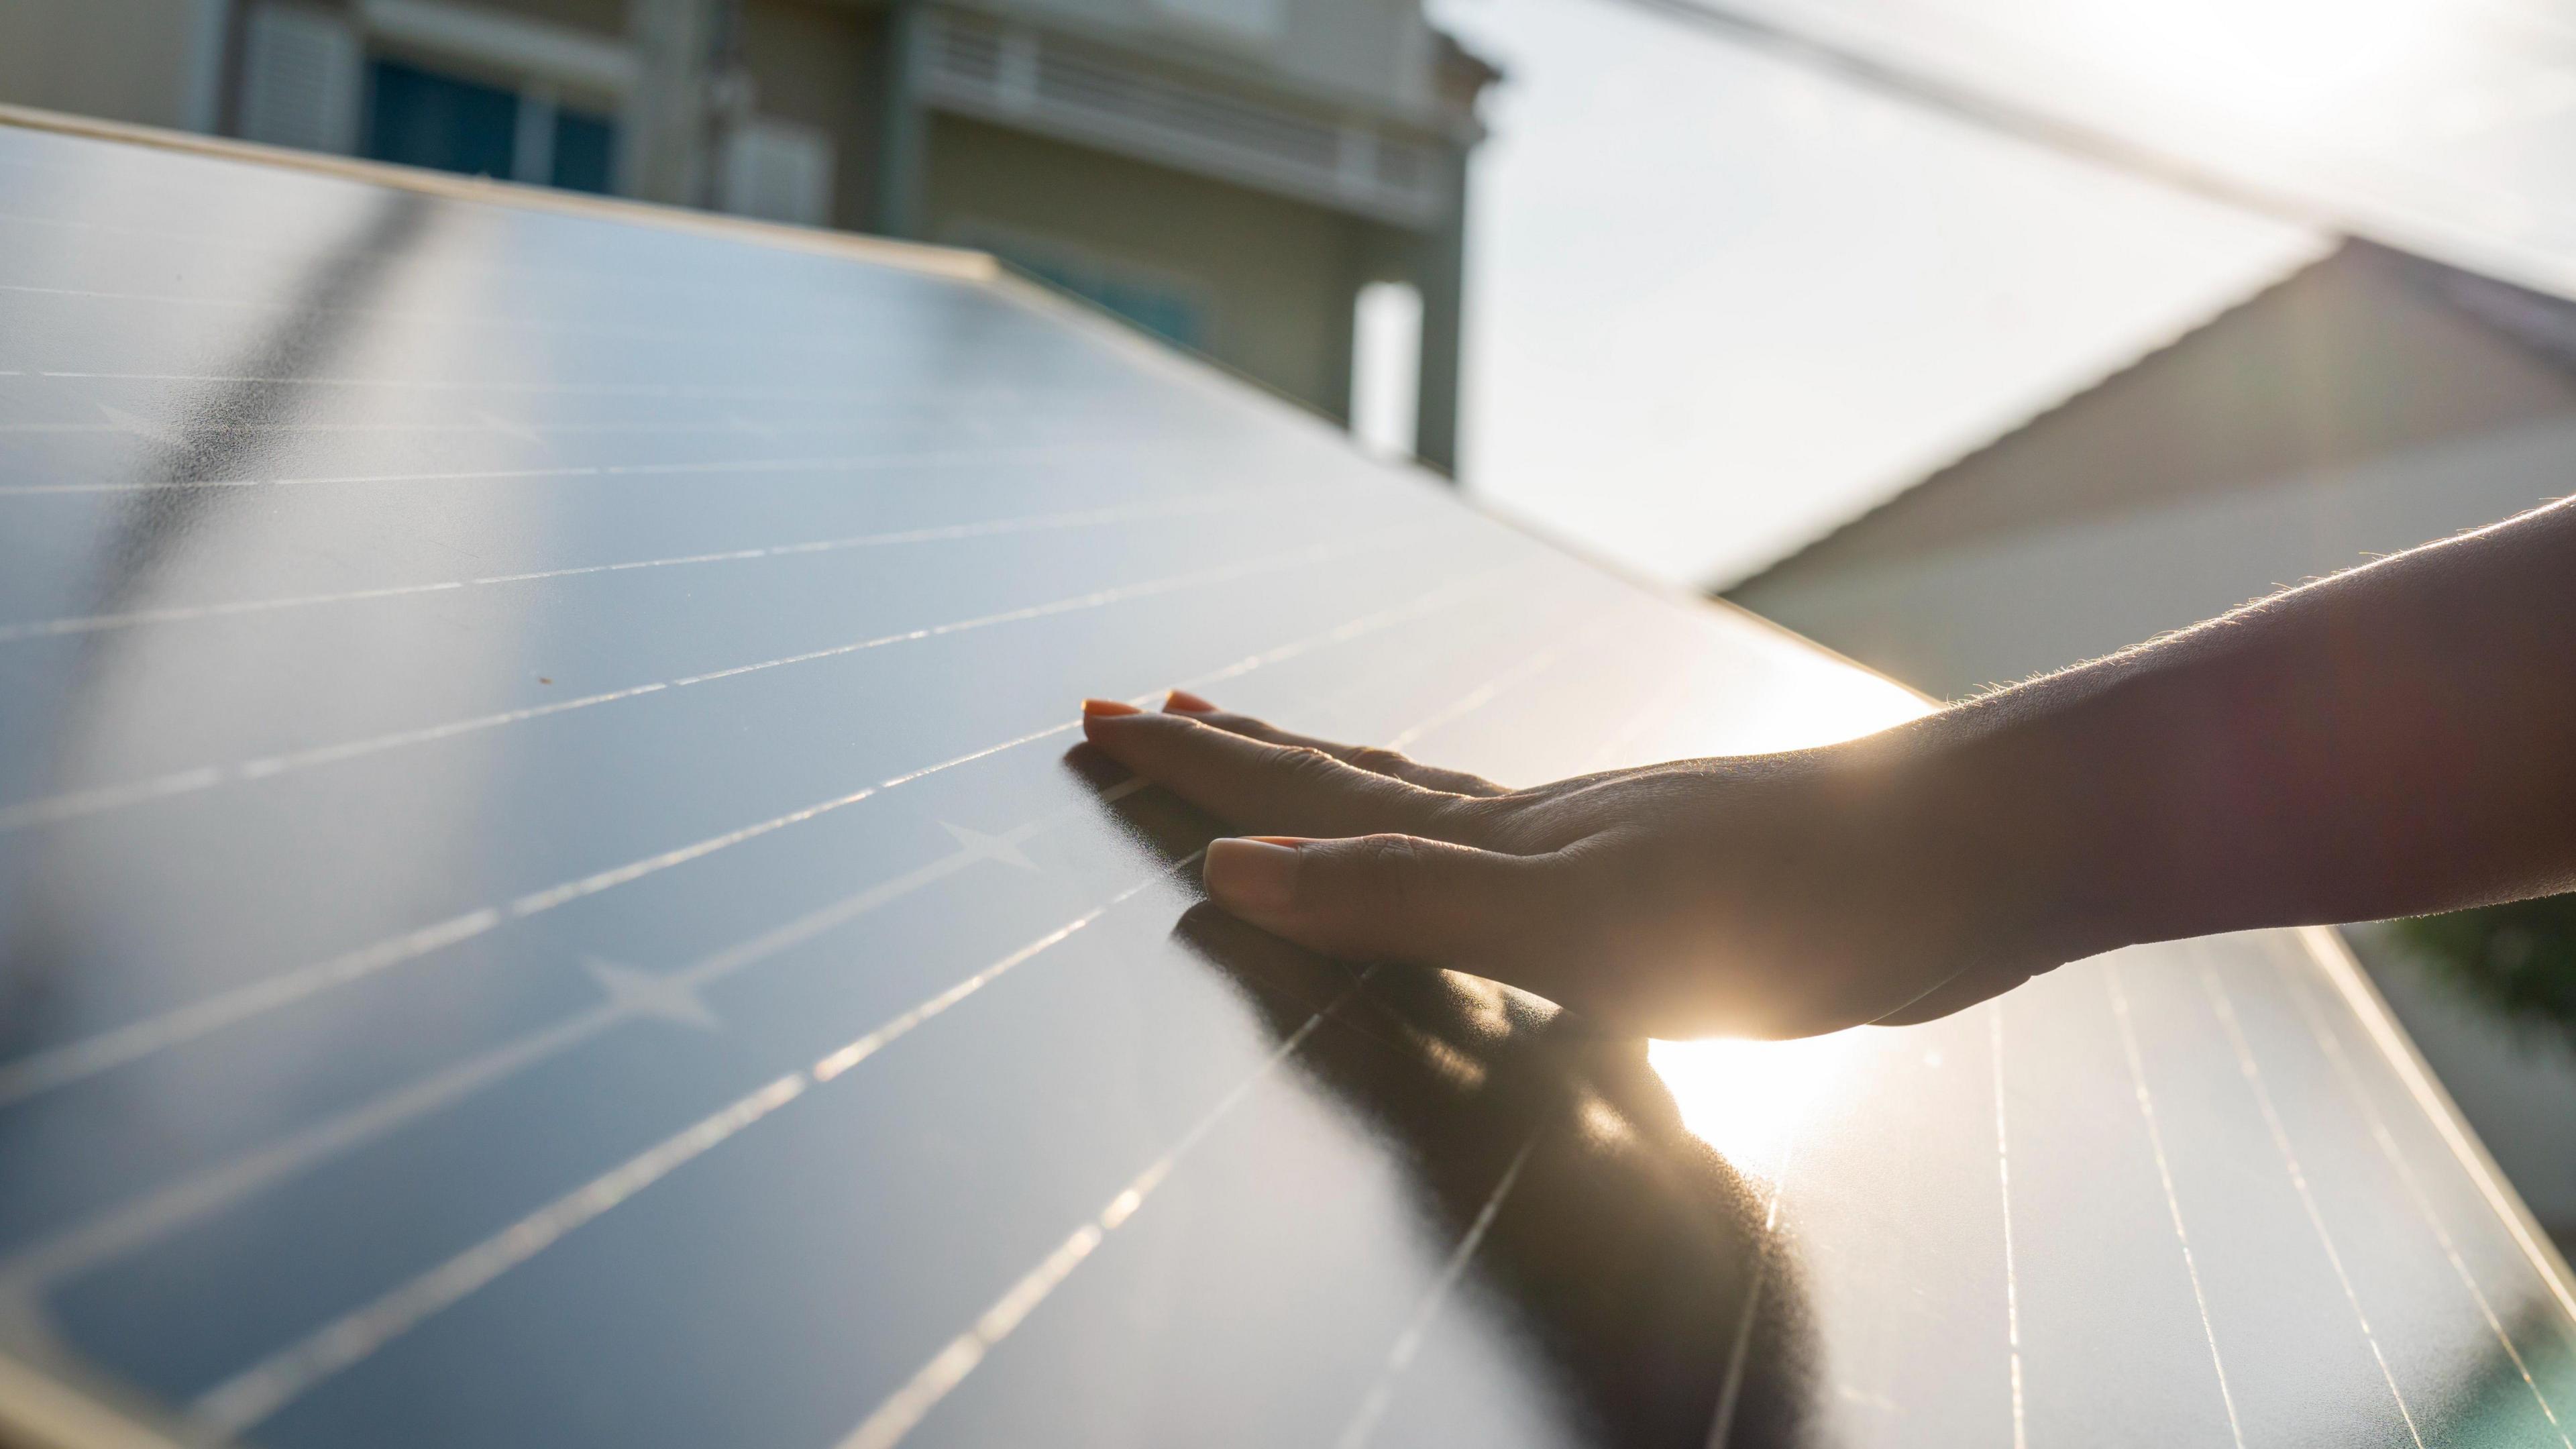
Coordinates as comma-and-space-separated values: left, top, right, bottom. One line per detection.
2396, 894, 2576, 1049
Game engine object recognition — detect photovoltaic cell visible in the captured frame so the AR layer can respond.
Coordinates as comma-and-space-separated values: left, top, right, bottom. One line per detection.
1, 114, 2573, 1449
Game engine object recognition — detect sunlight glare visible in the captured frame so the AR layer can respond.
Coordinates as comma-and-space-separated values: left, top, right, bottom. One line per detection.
1648, 1031, 1864, 1182
2076, 0, 2443, 129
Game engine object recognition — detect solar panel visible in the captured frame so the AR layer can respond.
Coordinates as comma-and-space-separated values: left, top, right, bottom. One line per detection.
2, 112, 2573, 1449
1635, 0, 2576, 305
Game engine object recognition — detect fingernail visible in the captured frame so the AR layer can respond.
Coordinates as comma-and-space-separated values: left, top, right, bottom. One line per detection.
1205, 837, 1304, 913
1083, 698, 1142, 718
1163, 688, 1218, 714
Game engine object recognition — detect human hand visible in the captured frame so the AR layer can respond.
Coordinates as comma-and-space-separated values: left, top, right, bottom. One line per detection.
1080, 691, 2075, 1038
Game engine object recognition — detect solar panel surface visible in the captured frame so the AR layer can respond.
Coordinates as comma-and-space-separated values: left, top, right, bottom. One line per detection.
1662, 0, 2576, 306
2, 114, 2574, 1449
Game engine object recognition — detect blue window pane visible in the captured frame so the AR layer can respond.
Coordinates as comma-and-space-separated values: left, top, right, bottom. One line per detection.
552, 110, 616, 195
364, 60, 517, 180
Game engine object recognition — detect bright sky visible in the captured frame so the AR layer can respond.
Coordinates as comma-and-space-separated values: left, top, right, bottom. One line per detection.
1423, 0, 2330, 589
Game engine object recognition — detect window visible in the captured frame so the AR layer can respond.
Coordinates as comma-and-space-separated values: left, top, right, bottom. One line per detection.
1351, 281, 1421, 460
720, 119, 836, 228
360, 57, 617, 193
238, 3, 363, 154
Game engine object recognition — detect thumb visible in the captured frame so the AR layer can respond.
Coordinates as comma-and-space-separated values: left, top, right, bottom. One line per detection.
1201, 834, 1551, 971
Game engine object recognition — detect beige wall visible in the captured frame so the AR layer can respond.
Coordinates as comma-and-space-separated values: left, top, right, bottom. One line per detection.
1731, 245, 2576, 698
739, 0, 882, 233
975, 0, 1441, 120
1743, 245, 2576, 585
1734, 416, 2576, 701
0, 0, 225, 131
923, 112, 1369, 416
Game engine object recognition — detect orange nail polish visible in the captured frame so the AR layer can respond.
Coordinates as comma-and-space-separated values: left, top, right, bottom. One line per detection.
1205, 837, 1304, 912
1164, 688, 1218, 713
1083, 698, 1142, 717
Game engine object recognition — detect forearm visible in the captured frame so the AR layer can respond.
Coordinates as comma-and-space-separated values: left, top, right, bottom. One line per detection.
1884, 496, 2576, 959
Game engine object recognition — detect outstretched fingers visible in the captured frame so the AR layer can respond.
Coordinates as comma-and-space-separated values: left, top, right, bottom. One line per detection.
1082, 700, 1489, 843
1160, 689, 1509, 797
1201, 834, 1565, 978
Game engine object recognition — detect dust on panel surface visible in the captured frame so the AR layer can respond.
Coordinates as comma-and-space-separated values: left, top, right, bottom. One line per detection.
1, 120, 2572, 1448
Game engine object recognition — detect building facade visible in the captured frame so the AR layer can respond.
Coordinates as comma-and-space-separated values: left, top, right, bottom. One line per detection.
0, 0, 1496, 467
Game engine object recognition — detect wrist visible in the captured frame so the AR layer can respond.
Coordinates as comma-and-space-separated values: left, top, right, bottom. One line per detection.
1854, 704, 2145, 977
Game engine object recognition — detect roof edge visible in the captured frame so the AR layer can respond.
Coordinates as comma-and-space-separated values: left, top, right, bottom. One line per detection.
0, 103, 998, 283
1715, 234, 2341, 597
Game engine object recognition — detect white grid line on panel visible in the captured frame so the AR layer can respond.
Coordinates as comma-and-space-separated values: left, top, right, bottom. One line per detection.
1703, 1077, 1827, 1449
2269, 941, 2573, 1446
0, 416, 961, 441
0, 208, 875, 313
2196, 953, 2426, 1449
0, 531, 1411, 835
1332, 1132, 1542, 1449
2295, 925, 2576, 1335
2104, 958, 2249, 1449
22, 368, 1038, 401
0, 491, 1276, 643
0, 437, 1180, 496
0, 280, 950, 356
0, 275, 1104, 368
1990, 1004, 2028, 1449
837, 977, 1364, 1449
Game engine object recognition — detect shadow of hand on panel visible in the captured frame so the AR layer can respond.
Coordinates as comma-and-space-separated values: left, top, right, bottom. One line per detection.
1169, 905, 1821, 1448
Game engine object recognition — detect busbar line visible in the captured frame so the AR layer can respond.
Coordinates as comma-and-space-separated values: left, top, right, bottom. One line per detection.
2103, 959, 2249, 1449
1, 277, 1090, 367
0, 416, 900, 439
2294, 924, 2576, 1334
11, 372, 1130, 429
27, 367, 1054, 405
0, 433, 1181, 496
0, 203, 935, 318
1990, 1005, 2027, 1449
0, 568, 1510, 1110
1332, 1132, 1542, 1449
0, 529, 1404, 835
0, 490, 1272, 643
2196, 955, 2427, 1449
0, 280, 979, 355
3, 409, 1162, 453
2271, 947, 2574, 1447
828, 629, 1627, 1449
187, 875, 1183, 1437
